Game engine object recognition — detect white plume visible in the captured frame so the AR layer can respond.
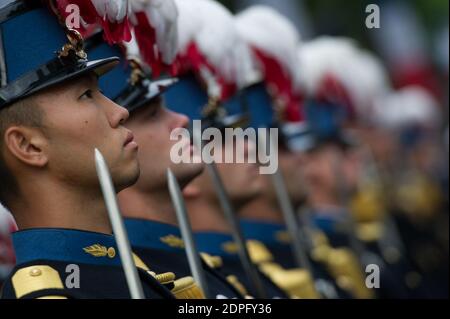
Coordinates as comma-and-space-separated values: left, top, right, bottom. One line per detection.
174, 0, 257, 88
129, 0, 179, 64
373, 86, 441, 129
90, 0, 128, 22
299, 36, 390, 118
235, 5, 303, 92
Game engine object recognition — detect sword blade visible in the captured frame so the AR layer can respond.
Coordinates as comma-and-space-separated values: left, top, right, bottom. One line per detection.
94, 148, 145, 299
206, 162, 268, 299
167, 168, 211, 298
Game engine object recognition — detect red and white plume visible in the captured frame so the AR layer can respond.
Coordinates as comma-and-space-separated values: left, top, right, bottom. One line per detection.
129, 0, 179, 76
173, 0, 255, 101
373, 86, 441, 130
299, 36, 390, 122
235, 5, 303, 122
54, 0, 132, 43
53, 0, 179, 77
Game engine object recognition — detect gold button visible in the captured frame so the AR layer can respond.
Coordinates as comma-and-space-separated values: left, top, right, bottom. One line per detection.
107, 247, 116, 258
29, 268, 42, 277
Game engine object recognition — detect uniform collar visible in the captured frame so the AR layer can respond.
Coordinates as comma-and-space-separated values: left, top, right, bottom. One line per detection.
194, 232, 239, 258
240, 219, 290, 245
124, 218, 185, 252
12, 228, 121, 267
311, 208, 348, 235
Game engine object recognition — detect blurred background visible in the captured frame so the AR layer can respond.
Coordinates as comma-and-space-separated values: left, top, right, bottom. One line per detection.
212, 0, 449, 298
220, 0, 449, 105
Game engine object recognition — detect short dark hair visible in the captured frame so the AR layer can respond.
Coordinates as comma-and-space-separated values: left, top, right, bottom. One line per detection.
0, 97, 43, 210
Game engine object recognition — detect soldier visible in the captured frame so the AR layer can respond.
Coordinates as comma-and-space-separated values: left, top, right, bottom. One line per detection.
370, 85, 448, 297
234, 6, 348, 299
298, 36, 426, 299
83, 17, 246, 300
0, 0, 174, 299
163, 0, 290, 299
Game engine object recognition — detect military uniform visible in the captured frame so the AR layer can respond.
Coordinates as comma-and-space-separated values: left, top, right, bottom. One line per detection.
194, 232, 289, 298
85, 29, 248, 299
0, 229, 175, 299
125, 219, 245, 299
240, 219, 352, 299
298, 44, 413, 298
0, 1, 176, 299
232, 73, 352, 299
163, 73, 291, 299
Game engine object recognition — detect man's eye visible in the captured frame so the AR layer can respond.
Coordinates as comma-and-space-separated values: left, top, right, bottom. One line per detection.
80, 89, 94, 100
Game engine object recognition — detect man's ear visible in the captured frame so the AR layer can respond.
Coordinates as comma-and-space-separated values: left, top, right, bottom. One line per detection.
3, 126, 48, 168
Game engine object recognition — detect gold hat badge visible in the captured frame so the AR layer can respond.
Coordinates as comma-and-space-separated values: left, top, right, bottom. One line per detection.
58, 29, 88, 60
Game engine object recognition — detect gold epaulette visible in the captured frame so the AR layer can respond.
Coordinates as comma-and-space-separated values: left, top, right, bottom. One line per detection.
171, 276, 206, 299
246, 240, 274, 264
326, 248, 375, 299
258, 262, 320, 299
226, 275, 249, 297
308, 232, 375, 299
350, 185, 386, 223
132, 253, 151, 271
132, 252, 205, 299
12, 265, 67, 299
310, 231, 332, 263
356, 222, 383, 242
200, 253, 223, 269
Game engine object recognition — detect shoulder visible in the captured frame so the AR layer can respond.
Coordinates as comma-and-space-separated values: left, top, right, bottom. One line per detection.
1, 264, 69, 299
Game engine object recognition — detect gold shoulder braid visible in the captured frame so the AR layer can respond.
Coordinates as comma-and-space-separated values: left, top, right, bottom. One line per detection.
132, 252, 205, 299
199, 253, 250, 297
132, 253, 151, 271
12, 265, 66, 299
356, 222, 384, 243
226, 275, 250, 297
258, 262, 320, 299
246, 240, 274, 264
171, 276, 206, 299
310, 231, 374, 299
200, 253, 223, 269
326, 248, 375, 299
246, 240, 320, 299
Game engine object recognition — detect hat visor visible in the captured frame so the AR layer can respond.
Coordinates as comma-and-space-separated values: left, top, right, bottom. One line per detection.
20, 57, 120, 102
127, 78, 179, 113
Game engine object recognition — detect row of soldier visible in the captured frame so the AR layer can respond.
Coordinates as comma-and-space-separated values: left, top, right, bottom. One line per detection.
0, 0, 448, 299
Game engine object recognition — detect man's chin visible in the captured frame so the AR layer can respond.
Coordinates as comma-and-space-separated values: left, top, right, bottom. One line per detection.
171, 162, 205, 189
113, 164, 141, 192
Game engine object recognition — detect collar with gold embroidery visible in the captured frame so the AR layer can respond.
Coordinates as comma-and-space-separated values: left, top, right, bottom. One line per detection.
194, 232, 240, 258
124, 218, 185, 252
12, 228, 121, 267
240, 220, 291, 245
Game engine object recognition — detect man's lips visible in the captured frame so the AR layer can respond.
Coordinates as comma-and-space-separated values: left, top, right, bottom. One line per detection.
124, 131, 137, 148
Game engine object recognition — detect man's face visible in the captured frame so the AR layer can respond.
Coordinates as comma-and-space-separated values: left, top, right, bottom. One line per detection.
302, 144, 360, 200
302, 144, 341, 197
35, 74, 139, 192
278, 148, 307, 205
215, 138, 262, 206
124, 97, 204, 191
